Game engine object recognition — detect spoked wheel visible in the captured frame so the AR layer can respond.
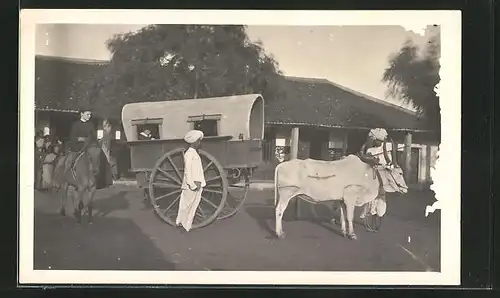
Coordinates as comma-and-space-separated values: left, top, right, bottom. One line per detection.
148, 148, 228, 230
217, 171, 250, 220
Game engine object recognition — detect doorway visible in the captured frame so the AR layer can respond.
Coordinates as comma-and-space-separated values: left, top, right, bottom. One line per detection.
308, 129, 328, 160
345, 130, 368, 155
396, 148, 420, 185
49, 112, 79, 142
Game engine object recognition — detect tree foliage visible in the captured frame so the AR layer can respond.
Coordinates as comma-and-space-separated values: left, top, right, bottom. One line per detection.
80, 25, 286, 118
382, 33, 441, 130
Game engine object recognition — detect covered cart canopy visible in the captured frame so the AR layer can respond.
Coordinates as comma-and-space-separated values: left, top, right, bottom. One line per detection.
121, 94, 265, 142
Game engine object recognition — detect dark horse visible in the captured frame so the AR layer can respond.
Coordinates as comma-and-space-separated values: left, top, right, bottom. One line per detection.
53, 143, 111, 223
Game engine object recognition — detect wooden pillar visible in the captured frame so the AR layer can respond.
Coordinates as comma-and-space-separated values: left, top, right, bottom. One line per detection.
290, 127, 300, 160
403, 132, 413, 182
342, 131, 348, 156
290, 127, 301, 219
426, 144, 432, 182
270, 129, 276, 165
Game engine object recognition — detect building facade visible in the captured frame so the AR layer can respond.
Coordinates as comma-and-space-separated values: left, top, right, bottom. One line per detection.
34, 55, 131, 177
34, 55, 440, 188
256, 77, 440, 190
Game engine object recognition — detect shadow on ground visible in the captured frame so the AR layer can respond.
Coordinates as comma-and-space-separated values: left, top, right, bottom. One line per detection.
245, 198, 349, 239
92, 191, 130, 217
385, 190, 441, 226
244, 190, 440, 240
34, 210, 175, 270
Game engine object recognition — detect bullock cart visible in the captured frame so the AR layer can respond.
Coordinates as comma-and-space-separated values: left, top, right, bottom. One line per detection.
122, 94, 265, 229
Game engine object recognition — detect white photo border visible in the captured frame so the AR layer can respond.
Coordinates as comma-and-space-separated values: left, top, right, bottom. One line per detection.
19, 9, 461, 286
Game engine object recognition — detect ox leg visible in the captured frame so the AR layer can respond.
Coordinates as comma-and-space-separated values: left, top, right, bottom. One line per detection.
345, 202, 357, 240
339, 202, 347, 237
275, 190, 294, 239
360, 203, 369, 219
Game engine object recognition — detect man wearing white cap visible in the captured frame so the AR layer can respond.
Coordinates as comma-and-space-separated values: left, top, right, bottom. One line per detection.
357, 128, 391, 165
358, 128, 392, 220
176, 129, 206, 232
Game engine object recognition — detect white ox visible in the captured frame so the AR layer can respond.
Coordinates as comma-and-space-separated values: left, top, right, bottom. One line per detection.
274, 154, 408, 240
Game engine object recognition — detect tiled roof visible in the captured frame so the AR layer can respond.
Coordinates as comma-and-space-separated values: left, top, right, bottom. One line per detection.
34, 56, 433, 132
265, 76, 433, 132
34, 55, 108, 112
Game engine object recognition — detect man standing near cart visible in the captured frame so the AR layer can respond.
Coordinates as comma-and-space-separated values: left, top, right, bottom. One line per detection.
176, 129, 206, 232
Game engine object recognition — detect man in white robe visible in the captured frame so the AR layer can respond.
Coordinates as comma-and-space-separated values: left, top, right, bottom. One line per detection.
359, 128, 391, 219
176, 130, 206, 232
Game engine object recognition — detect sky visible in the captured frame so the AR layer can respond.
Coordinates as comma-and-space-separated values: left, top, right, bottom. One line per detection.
35, 24, 439, 107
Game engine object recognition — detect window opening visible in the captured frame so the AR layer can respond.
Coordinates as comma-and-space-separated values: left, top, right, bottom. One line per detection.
136, 124, 160, 140
187, 114, 221, 137
193, 119, 218, 137
131, 118, 162, 140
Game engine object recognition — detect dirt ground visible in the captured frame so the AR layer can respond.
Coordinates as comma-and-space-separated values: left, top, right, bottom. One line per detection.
33, 185, 440, 272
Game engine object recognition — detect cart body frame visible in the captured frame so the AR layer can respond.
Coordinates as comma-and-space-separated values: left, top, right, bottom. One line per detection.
121, 94, 265, 228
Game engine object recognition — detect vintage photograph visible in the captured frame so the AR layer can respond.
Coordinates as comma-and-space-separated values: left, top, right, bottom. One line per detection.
19, 10, 461, 285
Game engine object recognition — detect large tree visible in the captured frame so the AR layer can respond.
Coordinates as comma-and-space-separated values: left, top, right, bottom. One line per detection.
78, 25, 285, 119
382, 33, 441, 131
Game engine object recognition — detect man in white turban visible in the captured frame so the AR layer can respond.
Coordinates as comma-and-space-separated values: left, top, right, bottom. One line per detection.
358, 128, 390, 165
368, 128, 388, 142
358, 128, 392, 221
176, 130, 206, 232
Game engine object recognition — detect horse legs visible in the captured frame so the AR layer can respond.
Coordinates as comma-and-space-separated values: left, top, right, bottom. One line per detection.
275, 189, 295, 239
73, 188, 84, 223
84, 186, 96, 224
59, 183, 69, 216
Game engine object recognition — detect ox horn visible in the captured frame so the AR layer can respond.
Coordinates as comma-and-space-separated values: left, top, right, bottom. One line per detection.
391, 137, 399, 167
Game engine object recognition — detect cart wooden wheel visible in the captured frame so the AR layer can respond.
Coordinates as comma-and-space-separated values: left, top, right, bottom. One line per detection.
148, 148, 228, 229
217, 171, 250, 220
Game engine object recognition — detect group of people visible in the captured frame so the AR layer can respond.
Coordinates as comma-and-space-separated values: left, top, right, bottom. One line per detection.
34, 134, 64, 191
34, 108, 395, 232
34, 109, 118, 192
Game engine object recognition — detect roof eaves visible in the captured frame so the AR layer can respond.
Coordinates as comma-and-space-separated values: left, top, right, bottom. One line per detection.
265, 120, 434, 133
35, 54, 109, 66
324, 79, 418, 116
284, 76, 331, 85
35, 107, 79, 113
